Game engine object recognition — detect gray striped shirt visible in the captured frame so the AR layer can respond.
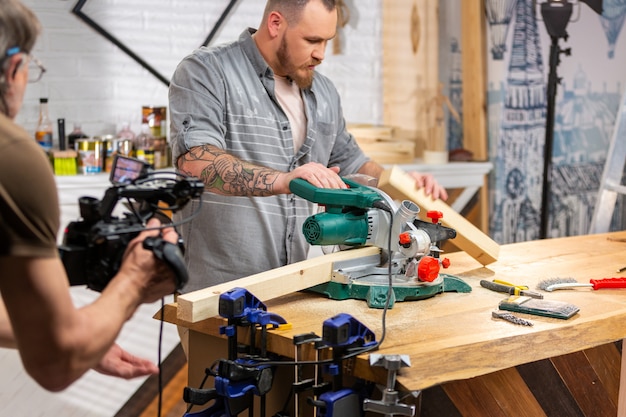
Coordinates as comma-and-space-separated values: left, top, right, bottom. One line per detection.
169, 28, 369, 292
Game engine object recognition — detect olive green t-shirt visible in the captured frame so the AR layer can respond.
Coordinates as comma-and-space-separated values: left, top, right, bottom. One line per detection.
0, 112, 59, 258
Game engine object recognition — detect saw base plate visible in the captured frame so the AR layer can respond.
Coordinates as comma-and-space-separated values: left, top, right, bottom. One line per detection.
306, 274, 471, 309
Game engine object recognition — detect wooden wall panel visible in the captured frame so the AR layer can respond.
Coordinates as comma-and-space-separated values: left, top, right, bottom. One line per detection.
383, 0, 488, 160
382, 0, 439, 156
460, 0, 488, 160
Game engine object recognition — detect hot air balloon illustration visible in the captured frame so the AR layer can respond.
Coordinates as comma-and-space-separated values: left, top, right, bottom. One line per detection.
600, 0, 626, 58
486, 0, 519, 60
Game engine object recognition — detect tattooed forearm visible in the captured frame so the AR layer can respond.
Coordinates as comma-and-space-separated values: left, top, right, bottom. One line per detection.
178, 145, 281, 196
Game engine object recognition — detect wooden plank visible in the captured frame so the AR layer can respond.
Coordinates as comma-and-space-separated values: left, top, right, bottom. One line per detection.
551, 351, 618, 417
176, 246, 381, 323
479, 175, 489, 233
516, 359, 585, 417
461, 0, 488, 160
617, 339, 626, 417
356, 141, 415, 164
420, 385, 463, 417
584, 343, 622, 407
480, 368, 547, 417
378, 165, 499, 265
346, 124, 394, 141
443, 376, 508, 417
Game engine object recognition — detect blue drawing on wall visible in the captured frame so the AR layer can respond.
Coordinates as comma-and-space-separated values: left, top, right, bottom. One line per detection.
487, 0, 626, 244
486, 0, 519, 60
601, 0, 626, 58
551, 68, 622, 235
490, 0, 545, 243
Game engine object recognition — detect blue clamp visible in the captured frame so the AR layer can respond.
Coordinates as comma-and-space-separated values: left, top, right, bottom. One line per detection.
322, 313, 377, 349
218, 287, 287, 327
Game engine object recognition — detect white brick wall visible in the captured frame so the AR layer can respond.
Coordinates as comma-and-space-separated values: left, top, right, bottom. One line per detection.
17, 0, 383, 144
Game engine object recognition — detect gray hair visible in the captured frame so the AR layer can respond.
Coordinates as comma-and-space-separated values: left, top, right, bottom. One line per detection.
262, 0, 337, 25
0, 0, 41, 114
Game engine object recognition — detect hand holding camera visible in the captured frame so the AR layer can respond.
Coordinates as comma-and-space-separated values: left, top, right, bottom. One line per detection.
59, 155, 204, 293
114, 218, 184, 303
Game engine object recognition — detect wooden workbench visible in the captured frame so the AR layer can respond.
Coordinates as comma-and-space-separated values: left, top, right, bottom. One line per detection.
164, 232, 626, 416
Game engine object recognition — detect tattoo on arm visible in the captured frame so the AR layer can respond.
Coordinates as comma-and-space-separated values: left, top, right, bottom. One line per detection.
179, 145, 280, 196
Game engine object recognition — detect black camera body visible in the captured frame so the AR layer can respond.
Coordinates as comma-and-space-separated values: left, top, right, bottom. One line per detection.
59, 156, 204, 292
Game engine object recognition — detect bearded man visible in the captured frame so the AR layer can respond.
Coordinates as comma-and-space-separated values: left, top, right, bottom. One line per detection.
168, 0, 448, 295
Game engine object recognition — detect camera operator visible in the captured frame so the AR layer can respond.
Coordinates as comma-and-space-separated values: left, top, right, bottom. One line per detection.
0, 0, 180, 392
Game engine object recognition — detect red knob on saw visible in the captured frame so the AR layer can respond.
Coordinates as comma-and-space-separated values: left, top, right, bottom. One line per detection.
427, 210, 443, 224
398, 232, 412, 247
418, 256, 440, 282
441, 257, 451, 268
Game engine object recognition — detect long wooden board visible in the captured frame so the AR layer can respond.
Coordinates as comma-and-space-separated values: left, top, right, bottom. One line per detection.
378, 165, 499, 265
176, 246, 381, 323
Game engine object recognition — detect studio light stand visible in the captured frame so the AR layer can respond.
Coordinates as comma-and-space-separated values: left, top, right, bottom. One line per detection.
539, 0, 603, 239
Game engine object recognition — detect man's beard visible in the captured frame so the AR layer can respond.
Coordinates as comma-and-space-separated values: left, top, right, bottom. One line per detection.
276, 36, 317, 89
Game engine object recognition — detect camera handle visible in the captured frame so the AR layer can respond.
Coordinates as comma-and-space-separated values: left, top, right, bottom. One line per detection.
143, 236, 188, 290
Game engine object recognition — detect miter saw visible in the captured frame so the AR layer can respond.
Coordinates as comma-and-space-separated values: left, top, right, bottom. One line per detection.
289, 177, 471, 308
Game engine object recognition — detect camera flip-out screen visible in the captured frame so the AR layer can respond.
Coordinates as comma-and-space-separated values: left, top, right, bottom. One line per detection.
110, 155, 150, 185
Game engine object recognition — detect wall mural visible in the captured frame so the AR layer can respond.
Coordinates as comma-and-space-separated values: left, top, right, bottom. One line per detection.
71, 0, 241, 86
485, 0, 626, 243
441, 0, 626, 244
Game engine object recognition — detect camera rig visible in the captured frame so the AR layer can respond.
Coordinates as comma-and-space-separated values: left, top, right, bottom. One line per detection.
59, 156, 204, 292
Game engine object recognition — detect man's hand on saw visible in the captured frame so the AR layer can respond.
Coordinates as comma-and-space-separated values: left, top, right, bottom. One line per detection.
276, 162, 347, 193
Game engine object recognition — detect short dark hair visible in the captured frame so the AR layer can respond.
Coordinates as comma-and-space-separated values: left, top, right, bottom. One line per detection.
262, 0, 337, 25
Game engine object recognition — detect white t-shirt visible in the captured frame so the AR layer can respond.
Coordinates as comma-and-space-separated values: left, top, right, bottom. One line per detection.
274, 74, 307, 153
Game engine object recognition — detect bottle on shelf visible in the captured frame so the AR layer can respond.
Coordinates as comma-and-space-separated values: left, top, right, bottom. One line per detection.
67, 124, 89, 150
35, 97, 53, 151
134, 123, 155, 168
57, 118, 66, 150
116, 122, 136, 141
109, 122, 135, 160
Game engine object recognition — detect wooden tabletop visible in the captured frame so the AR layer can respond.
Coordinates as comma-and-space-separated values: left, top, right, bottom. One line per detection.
164, 231, 626, 391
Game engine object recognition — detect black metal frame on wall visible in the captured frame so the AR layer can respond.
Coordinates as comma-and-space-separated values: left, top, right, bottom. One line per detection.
71, 0, 241, 86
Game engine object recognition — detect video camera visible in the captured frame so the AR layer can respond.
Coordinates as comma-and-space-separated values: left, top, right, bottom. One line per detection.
59, 155, 204, 292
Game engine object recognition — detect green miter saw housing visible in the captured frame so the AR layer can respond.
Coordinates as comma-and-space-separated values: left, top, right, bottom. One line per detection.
289, 177, 471, 309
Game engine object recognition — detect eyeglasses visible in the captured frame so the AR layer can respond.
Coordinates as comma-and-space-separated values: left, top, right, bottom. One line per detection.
26, 55, 46, 83
4, 46, 46, 83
